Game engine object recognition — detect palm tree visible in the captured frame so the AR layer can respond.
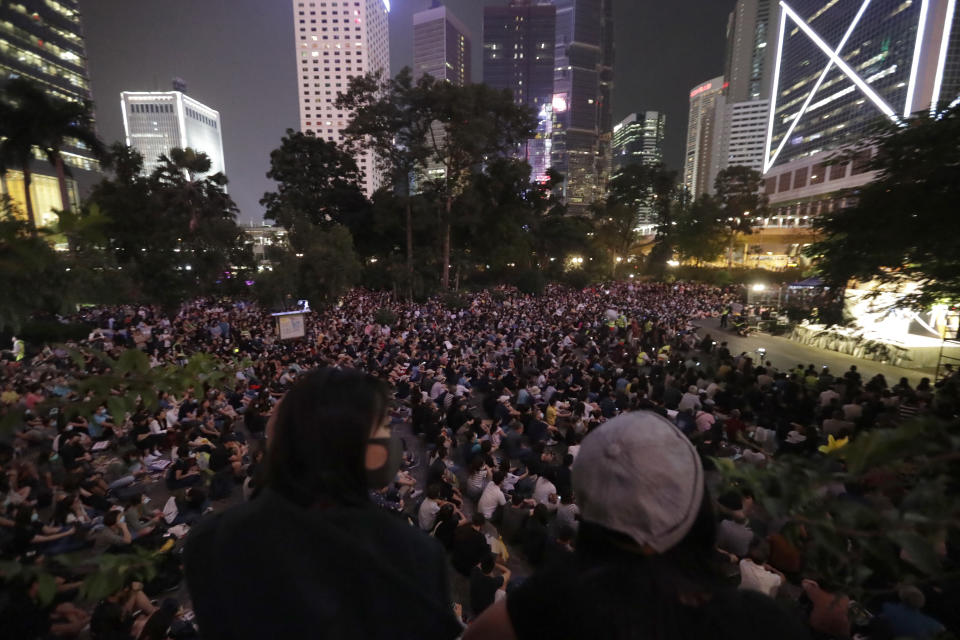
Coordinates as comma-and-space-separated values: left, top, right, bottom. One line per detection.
0, 78, 103, 232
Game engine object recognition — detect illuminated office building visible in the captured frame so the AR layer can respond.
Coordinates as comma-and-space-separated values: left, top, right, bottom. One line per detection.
550, 0, 614, 212
121, 86, 225, 178
292, 0, 390, 196
0, 0, 99, 226
414, 2, 471, 86
611, 111, 666, 172
764, 0, 960, 172
683, 76, 725, 196
483, 0, 556, 183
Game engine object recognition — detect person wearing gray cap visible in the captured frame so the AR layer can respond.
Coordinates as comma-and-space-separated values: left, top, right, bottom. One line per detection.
465, 411, 807, 640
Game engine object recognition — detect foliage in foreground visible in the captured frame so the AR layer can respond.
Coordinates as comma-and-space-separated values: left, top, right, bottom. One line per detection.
0, 350, 236, 604
717, 412, 960, 600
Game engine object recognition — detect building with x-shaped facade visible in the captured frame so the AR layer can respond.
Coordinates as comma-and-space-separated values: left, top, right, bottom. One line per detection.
756, 0, 958, 243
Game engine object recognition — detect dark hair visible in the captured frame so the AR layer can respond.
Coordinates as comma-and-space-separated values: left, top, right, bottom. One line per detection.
471, 513, 486, 527
492, 470, 507, 485
104, 510, 119, 526
265, 367, 390, 507
480, 554, 496, 573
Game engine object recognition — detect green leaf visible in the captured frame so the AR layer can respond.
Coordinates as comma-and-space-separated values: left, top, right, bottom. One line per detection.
35, 572, 58, 606
117, 348, 150, 375
888, 531, 942, 575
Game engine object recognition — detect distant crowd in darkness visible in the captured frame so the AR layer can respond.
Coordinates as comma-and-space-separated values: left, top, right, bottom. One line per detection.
1, 282, 955, 639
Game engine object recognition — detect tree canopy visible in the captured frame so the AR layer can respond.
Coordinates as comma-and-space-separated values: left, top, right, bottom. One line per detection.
806, 105, 960, 307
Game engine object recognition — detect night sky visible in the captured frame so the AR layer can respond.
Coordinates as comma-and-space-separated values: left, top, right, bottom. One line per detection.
82, 0, 735, 222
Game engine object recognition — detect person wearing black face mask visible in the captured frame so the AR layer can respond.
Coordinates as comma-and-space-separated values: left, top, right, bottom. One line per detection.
184, 367, 462, 640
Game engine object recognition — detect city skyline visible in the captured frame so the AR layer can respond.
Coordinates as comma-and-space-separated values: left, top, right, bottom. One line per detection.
81, 0, 736, 221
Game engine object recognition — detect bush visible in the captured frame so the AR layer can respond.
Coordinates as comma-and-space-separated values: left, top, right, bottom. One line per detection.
374, 307, 397, 326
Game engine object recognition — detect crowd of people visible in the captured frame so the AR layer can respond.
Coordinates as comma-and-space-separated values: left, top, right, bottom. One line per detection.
1, 282, 956, 639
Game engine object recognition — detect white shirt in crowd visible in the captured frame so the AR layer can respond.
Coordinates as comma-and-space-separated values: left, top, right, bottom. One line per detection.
418, 497, 441, 531
533, 476, 558, 511
819, 388, 840, 407
738, 558, 782, 598
477, 482, 506, 519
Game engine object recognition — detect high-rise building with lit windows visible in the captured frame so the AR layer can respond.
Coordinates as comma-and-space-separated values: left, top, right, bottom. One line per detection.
121, 86, 225, 178
482, 0, 556, 183
292, 0, 390, 196
611, 111, 665, 173
414, 2, 471, 86
550, 0, 614, 213
757, 0, 960, 234
764, 0, 960, 172
0, 0, 99, 226
725, 0, 777, 103
683, 77, 725, 196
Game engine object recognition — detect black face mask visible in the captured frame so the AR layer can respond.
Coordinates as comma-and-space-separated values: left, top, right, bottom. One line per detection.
366, 433, 403, 489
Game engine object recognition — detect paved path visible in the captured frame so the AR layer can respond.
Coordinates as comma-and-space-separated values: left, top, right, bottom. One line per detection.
696, 317, 936, 385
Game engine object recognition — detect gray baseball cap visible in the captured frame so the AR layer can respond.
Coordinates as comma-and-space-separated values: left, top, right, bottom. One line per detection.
572, 411, 704, 554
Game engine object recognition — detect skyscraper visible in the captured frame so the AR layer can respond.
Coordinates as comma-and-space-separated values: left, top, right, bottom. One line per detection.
292, 0, 390, 196
724, 0, 776, 103
413, 2, 471, 86
764, 0, 960, 172
611, 111, 666, 173
121, 85, 226, 177
759, 0, 960, 233
0, 0, 99, 226
683, 77, 725, 196
550, 0, 614, 213
717, 99, 769, 173
482, 0, 556, 182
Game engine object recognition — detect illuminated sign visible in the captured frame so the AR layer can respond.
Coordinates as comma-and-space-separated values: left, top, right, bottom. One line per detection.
552, 94, 568, 112
689, 83, 713, 98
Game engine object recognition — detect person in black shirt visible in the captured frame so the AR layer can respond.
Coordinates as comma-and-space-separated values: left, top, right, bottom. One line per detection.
185, 368, 461, 640
465, 411, 808, 640
451, 513, 491, 576
470, 554, 510, 618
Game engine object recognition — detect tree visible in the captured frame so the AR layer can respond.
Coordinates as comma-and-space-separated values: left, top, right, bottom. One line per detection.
806, 105, 960, 308
150, 149, 254, 299
337, 68, 435, 298
602, 163, 678, 274
81, 144, 251, 305
713, 165, 768, 266
261, 128, 368, 231
254, 223, 361, 309
418, 80, 537, 289
672, 195, 727, 265
0, 78, 103, 231
0, 196, 70, 331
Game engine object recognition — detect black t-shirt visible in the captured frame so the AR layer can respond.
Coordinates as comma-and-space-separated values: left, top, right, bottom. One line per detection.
506, 547, 809, 640
208, 445, 230, 473
185, 488, 461, 640
451, 525, 489, 576
469, 567, 503, 617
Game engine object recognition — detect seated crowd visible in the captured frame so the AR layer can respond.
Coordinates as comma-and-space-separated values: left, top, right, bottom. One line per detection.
0, 283, 955, 639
